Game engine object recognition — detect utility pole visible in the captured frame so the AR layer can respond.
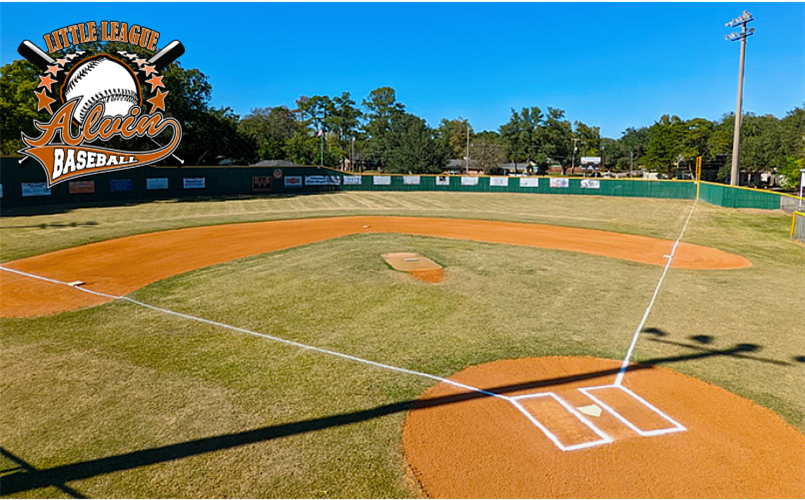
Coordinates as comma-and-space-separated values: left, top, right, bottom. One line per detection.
629, 149, 633, 178
725, 10, 755, 186
466, 120, 471, 174
570, 138, 580, 175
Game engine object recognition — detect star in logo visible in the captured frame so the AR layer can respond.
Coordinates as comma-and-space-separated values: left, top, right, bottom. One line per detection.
141, 65, 158, 77
45, 64, 61, 77
38, 74, 58, 92
147, 89, 169, 112
56, 57, 69, 67
34, 89, 56, 113
134, 57, 147, 67
125, 53, 138, 61
66, 53, 80, 61
145, 74, 165, 92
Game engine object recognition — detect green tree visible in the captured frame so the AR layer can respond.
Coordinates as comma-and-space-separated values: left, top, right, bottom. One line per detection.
499, 107, 543, 169
0, 60, 45, 155
362, 87, 406, 168
436, 117, 473, 160
471, 132, 506, 174
540, 107, 573, 174
384, 113, 449, 174
619, 126, 650, 172
573, 121, 601, 156
644, 115, 687, 176
239, 106, 298, 161
330, 92, 362, 167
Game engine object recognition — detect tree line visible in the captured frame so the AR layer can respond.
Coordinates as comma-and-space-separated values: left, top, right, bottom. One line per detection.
1, 53, 802, 187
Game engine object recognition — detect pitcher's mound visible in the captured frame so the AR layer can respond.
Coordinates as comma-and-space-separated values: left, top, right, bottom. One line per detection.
382, 252, 443, 283
402, 356, 805, 498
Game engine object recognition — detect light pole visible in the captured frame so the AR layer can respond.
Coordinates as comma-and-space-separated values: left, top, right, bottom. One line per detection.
725, 10, 755, 186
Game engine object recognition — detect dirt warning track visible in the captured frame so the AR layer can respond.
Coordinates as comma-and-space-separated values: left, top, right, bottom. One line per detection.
0, 216, 751, 318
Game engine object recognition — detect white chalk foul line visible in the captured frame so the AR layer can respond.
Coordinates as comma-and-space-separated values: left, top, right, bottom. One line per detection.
0, 265, 507, 402
3, 201, 697, 454
614, 200, 698, 386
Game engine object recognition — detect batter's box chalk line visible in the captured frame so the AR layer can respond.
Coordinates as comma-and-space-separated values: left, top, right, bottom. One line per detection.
508, 385, 687, 451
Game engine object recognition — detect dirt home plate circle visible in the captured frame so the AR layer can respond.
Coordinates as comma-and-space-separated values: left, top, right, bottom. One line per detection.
403, 356, 805, 498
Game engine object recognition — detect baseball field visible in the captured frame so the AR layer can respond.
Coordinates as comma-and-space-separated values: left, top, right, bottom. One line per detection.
1, 191, 803, 498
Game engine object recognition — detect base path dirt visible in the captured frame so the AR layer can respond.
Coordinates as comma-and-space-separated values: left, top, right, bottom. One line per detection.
403, 356, 805, 498
0, 216, 751, 318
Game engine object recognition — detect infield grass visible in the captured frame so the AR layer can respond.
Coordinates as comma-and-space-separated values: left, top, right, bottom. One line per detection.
1, 192, 803, 498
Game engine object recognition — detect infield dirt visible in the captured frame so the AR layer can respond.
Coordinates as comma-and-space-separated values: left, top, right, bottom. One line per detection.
0, 216, 750, 317
403, 356, 805, 498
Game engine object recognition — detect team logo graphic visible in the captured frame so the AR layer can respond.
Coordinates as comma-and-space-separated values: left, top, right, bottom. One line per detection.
16, 22, 185, 187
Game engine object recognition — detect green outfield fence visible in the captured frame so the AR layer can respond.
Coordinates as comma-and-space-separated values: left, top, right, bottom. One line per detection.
1, 157, 802, 212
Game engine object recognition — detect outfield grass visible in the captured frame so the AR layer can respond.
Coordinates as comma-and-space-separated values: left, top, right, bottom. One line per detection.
1, 192, 803, 498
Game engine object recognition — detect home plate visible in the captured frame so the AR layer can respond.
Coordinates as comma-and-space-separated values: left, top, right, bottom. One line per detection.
577, 404, 602, 417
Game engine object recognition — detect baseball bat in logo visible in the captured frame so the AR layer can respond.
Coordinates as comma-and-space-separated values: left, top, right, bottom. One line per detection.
15, 32, 186, 187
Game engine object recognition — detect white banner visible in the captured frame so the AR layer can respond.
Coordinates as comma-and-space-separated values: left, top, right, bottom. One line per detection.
343, 175, 362, 185
146, 178, 169, 190
461, 176, 479, 186
435, 175, 450, 186
489, 177, 509, 187
21, 182, 51, 197
284, 176, 303, 188
550, 178, 569, 188
183, 177, 206, 189
581, 179, 601, 189
581, 156, 601, 164
305, 175, 341, 186
403, 175, 421, 185
519, 177, 539, 187
373, 176, 391, 185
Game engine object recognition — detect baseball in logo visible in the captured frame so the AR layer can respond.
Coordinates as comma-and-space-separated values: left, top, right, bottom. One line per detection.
15, 22, 185, 187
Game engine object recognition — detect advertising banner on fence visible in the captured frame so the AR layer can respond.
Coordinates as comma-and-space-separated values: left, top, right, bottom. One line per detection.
146, 178, 169, 190
581, 179, 601, 189
109, 179, 133, 192
461, 176, 479, 186
252, 176, 272, 192
519, 177, 539, 188
305, 175, 340, 186
284, 176, 302, 188
403, 175, 421, 185
489, 177, 509, 187
183, 177, 206, 189
68, 180, 95, 194
22, 182, 51, 197
343, 175, 362, 185
550, 178, 569, 188
373, 176, 391, 186
436, 176, 450, 186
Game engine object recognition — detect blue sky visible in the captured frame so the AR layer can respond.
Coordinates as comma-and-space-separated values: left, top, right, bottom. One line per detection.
1, 2, 803, 137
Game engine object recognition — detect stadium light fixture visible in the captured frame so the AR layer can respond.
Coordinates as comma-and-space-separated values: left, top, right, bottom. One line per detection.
724, 10, 755, 186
